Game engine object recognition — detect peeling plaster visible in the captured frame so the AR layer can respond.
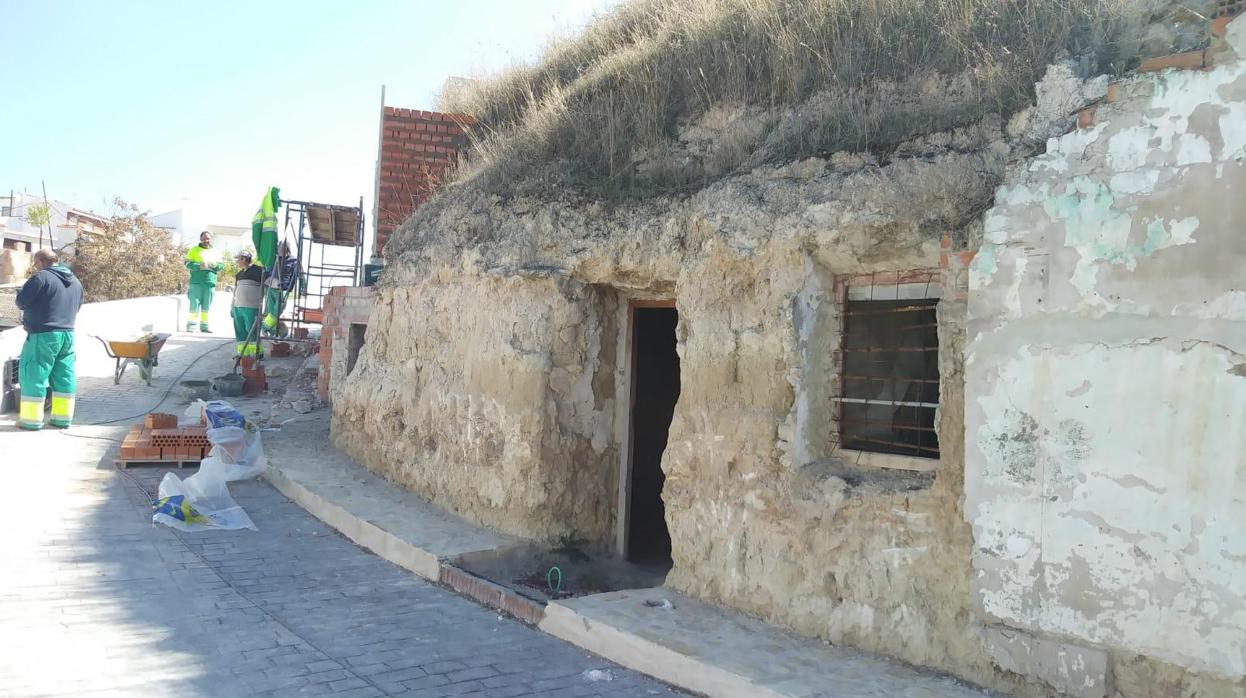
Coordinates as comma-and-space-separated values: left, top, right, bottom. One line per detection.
967, 27, 1246, 680
1040, 177, 1199, 299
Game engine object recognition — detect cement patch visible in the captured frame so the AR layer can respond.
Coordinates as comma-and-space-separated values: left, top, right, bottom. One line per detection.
983, 626, 1109, 698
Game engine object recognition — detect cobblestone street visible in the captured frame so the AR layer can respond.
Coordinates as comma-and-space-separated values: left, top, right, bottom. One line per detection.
0, 330, 683, 697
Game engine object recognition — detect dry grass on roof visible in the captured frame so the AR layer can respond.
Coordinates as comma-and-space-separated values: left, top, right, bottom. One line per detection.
439, 0, 1142, 199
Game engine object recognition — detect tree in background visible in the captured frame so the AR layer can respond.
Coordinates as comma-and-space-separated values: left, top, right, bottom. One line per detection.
70, 199, 186, 302
216, 254, 241, 290
23, 203, 51, 237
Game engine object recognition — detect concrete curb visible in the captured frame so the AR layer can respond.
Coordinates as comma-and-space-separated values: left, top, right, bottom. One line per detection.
264, 460, 809, 697
540, 601, 779, 698
263, 462, 549, 626
264, 456, 987, 698
263, 464, 442, 580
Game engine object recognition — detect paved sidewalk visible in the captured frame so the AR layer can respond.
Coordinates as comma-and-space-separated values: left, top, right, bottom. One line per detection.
0, 332, 683, 697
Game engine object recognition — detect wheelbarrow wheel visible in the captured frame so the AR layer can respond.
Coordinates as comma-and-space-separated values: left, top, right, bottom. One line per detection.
139, 362, 153, 386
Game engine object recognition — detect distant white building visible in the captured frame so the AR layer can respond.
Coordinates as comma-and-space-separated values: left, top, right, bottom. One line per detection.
150, 203, 252, 254
0, 191, 110, 252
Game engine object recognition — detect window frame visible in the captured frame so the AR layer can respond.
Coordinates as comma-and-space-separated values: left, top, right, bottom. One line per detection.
832, 270, 943, 472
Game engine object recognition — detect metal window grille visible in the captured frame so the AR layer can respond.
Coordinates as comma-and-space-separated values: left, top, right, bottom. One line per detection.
834, 293, 941, 460
1217, 0, 1244, 18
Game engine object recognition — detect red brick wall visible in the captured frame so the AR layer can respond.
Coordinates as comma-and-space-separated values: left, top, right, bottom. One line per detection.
375, 107, 473, 257
318, 285, 377, 402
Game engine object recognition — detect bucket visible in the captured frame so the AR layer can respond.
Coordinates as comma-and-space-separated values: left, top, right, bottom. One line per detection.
180, 380, 212, 401
212, 374, 245, 397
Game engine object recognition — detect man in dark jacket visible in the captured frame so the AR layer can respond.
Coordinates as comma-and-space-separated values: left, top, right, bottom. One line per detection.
15, 249, 84, 430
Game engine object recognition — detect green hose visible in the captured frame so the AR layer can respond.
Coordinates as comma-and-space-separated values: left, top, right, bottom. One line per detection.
546, 565, 563, 592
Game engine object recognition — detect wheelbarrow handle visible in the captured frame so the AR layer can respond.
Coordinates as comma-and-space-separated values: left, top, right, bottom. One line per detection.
92, 335, 119, 359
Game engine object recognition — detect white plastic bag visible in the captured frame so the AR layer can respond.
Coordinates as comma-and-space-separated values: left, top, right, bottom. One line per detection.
205, 425, 267, 481
180, 399, 206, 427
152, 400, 265, 532
152, 471, 256, 532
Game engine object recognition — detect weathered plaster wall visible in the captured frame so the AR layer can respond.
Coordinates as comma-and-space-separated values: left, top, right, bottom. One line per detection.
966, 18, 1246, 692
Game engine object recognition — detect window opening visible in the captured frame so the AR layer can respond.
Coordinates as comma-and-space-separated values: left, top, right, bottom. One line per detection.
834, 272, 940, 460
345, 323, 367, 376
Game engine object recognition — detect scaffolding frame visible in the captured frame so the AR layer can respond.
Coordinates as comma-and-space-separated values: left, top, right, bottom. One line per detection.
279, 197, 365, 335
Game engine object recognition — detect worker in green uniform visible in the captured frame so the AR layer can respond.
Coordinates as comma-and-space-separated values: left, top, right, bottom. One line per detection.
184, 230, 223, 332
15, 249, 84, 430
231, 250, 264, 357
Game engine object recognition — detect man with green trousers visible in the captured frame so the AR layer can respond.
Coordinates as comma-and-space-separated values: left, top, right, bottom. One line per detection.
231, 250, 264, 357
184, 230, 223, 332
16, 249, 84, 430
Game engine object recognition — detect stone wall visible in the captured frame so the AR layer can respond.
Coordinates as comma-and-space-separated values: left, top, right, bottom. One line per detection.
966, 19, 1246, 696
332, 140, 1038, 691
332, 276, 621, 541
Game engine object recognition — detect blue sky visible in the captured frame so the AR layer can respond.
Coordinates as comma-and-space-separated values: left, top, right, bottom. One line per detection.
1, 0, 617, 245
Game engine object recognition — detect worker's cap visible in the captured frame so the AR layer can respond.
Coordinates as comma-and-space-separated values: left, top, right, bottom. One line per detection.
236, 251, 253, 261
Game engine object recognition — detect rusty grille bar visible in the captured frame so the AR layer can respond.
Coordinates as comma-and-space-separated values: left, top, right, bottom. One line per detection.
837, 296, 940, 460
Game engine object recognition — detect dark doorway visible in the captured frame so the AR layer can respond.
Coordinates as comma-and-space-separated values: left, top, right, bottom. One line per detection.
627, 305, 680, 564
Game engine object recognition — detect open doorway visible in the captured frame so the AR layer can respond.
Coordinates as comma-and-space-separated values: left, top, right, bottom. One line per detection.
626, 303, 680, 564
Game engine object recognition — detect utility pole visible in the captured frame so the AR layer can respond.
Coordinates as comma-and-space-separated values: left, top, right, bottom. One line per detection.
40, 180, 51, 250
372, 83, 385, 264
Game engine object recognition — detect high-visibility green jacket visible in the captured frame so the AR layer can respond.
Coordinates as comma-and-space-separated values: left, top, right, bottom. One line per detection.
252, 186, 281, 270
185, 244, 224, 286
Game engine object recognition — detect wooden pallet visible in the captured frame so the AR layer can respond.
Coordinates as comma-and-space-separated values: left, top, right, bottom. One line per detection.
115, 458, 202, 470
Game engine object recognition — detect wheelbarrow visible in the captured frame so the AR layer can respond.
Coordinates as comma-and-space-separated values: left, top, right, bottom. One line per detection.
94, 333, 170, 386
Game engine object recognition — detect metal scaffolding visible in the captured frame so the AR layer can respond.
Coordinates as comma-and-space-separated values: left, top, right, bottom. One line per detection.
280, 197, 365, 334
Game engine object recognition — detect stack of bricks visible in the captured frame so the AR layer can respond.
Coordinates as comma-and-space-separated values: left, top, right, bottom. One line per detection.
375, 107, 473, 257
318, 285, 376, 402
119, 415, 211, 461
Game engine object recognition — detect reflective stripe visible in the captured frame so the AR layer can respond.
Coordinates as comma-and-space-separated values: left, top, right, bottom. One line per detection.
50, 393, 75, 420
19, 397, 44, 429
262, 313, 277, 329
236, 342, 258, 356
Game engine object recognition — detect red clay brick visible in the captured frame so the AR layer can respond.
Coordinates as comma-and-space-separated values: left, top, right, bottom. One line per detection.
1137, 50, 1208, 73
1077, 106, 1097, 129
1212, 15, 1234, 38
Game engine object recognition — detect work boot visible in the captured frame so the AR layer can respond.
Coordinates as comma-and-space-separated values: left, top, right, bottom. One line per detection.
185, 322, 195, 332
200, 325, 211, 333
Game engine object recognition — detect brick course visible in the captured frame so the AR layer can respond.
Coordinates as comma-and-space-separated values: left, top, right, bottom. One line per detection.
375, 107, 473, 257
